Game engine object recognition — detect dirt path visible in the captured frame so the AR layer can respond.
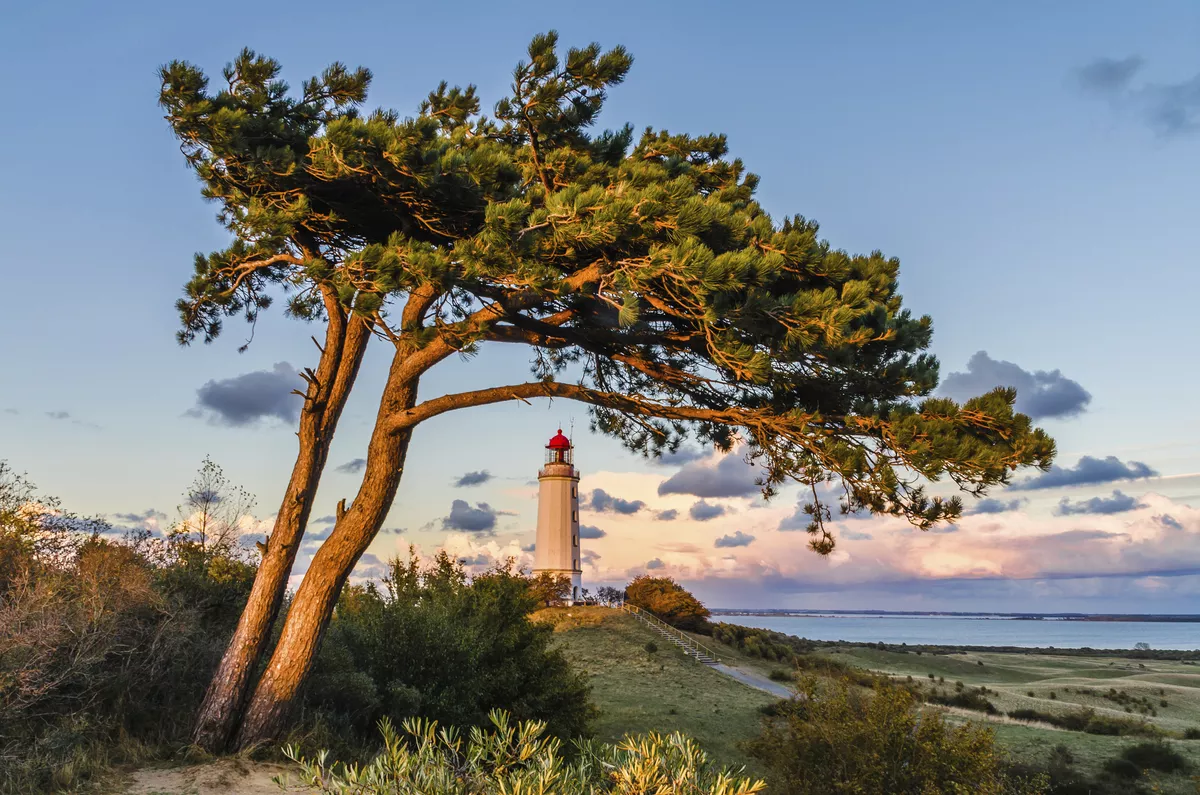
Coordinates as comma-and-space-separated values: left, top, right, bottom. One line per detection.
118, 759, 315, 795
712, 662, 794, 699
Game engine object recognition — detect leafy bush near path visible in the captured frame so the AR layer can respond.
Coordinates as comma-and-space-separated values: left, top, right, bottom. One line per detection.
301, 550, 593, 748
745, 677, 1048, 794
280, 711, 766, 794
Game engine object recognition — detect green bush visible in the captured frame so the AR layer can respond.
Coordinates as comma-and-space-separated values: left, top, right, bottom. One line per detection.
1118, 741, 1189, 774
746, 677, 1046, 794
304, 550, 593, 746
1005, 708, 1162, 738
280, 711, 766, 794
1101, 757, 1141, 780
768, 668, 793, 682
644, 641, 658, 654
1183, 727, 1200, 740
925, 687, 997, 714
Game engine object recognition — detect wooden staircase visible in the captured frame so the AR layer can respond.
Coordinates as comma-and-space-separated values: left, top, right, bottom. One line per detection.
618, 602, 721, 666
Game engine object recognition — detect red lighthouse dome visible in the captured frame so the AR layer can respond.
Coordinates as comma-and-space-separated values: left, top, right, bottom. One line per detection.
545, 429, 573, 465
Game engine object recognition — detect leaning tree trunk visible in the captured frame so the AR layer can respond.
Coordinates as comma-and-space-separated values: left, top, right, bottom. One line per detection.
234, 379, 419, 749
192, 305, 370, 753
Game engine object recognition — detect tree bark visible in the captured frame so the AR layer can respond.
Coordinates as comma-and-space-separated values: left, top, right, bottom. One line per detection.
233, 374, 419, 750
192, 300, 371, 752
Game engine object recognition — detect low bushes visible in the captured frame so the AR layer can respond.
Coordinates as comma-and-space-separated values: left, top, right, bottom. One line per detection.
280, 711, 766, 794
1005, 707, 1163, 737
0, 533, 255, 792
746, 677, 1046, 794
1117, 740, 1189, 774
924, 686, 998, 714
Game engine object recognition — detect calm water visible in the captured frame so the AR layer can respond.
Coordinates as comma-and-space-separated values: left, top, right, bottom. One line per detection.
717, 614, 1200, 651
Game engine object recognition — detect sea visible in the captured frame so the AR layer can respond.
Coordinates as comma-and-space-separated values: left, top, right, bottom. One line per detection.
715, 613, 1200, 651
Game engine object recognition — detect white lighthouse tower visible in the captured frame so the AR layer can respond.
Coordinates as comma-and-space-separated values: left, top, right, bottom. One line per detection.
533, 429, 582, 603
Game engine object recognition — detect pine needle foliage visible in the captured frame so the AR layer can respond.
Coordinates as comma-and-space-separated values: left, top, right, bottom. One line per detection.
161, 31, 1054, 555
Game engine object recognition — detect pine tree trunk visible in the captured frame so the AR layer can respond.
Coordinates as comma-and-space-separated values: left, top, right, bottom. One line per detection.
234, 379, 419, 750
192, 305, 370, 753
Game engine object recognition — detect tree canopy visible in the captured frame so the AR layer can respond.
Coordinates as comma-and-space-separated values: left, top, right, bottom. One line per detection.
161, 31, 1054, 557
625, 575, 711, 632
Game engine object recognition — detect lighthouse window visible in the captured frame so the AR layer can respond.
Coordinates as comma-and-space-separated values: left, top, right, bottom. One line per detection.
572, 486, 577, 498
572, 510, 578, 522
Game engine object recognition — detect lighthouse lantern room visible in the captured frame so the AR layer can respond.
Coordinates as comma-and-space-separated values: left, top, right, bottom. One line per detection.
533, 429, 582, 603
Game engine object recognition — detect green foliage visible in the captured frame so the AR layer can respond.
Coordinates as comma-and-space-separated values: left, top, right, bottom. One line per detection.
0, 460, 256, 793
924, 685, 998, 714
625, 575, 711, 632
161, 32, 1056, 554
1005, 708, 1163, 738
279, 710, 766, 794
1100, 757, 1142, 780
1117, 741, 1190, 774
745, 677, 1047, 794
303, 550, 592, 745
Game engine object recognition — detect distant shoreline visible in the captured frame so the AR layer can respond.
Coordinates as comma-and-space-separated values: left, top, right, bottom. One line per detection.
710, 609, 1200, 623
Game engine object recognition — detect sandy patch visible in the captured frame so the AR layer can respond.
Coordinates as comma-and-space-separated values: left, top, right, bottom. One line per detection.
121, 759, 314, 795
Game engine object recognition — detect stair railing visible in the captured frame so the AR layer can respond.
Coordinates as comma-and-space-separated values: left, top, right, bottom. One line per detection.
618, 602, 722, 664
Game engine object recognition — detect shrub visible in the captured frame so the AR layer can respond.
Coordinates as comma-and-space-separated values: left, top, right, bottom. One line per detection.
644, 641, 658, 654
0, 532, 254, 793
305, 550, 593, 746
746, 677, 1044, 794
925, 687, 997, 714
1101, 758, 1141, 780
768, 668, 793, 682
710, 623, 821, 665
1119, 741, 1189, 774
1005, 708, 1162, 738
624, 575, 711, 632
1183, 727, 1200, 740
280, 711, 766, 794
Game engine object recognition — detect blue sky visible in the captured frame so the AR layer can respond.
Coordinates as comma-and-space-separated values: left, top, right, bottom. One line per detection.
2, 1, 1199, 612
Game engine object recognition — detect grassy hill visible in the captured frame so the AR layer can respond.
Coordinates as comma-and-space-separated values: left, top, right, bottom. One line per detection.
544, 610, 1200, 793
533, 607, 774, 771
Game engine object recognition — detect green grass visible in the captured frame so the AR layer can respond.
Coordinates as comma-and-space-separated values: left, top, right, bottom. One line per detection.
821, 644, 1200, 792
535, 607, 774, 771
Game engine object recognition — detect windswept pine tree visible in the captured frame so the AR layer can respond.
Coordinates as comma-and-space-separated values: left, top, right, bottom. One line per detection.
161, 32, 1054, 749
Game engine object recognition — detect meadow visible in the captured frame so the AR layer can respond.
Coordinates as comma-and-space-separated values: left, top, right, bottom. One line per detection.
533, 607, 774, 771
822, 645, 1200, 786
539, 608, 1200, 793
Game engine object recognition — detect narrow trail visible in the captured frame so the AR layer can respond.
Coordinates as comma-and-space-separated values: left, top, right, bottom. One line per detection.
712, 663, 794, 699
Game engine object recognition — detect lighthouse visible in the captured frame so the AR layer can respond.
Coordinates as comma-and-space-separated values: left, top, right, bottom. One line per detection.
533, 429, 582, 603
